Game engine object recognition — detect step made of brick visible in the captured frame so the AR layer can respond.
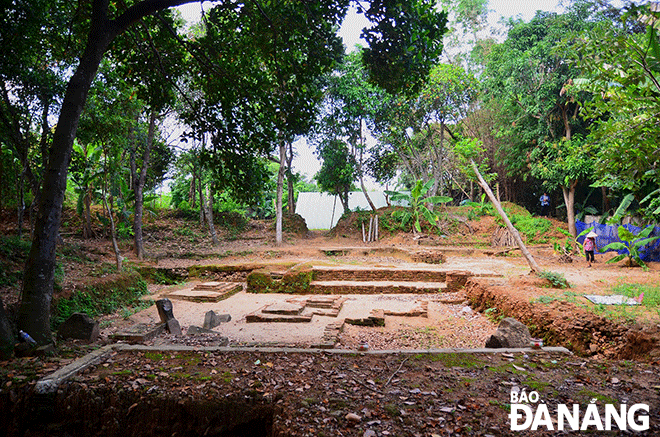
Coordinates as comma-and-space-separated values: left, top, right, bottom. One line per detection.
310, 280, 446, 294
312, 266, 447, 282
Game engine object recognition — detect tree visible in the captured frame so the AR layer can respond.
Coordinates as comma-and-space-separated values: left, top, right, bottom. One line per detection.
316, 139, 356, 211
373, 63, 477, 197
314, 51, 388, 212
574, 3, 660, 219
480, 6, 597, 229
16, 0, 448, 344
529, 137, 594, 237
17, 0, 203, 345
0, 1, 75, 235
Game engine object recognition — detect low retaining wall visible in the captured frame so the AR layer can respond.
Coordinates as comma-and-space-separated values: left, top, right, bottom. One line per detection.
465, 278, 660, 360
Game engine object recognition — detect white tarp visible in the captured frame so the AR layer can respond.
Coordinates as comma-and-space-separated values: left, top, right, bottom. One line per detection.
583, 295, 640, 306
296, 191, 400, 230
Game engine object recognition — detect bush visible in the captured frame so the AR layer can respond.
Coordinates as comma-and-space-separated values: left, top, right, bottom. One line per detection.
52, 272, 150, 329
537, 270, 570, 289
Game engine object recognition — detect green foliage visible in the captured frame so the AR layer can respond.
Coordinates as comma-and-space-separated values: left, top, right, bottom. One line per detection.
386, 179, 452, 233
452, 139, 495, 183
509, 214, 553, 244
535, 291, 579, 304
0, 236, 31, 286
360, 0, 448, 95
530, 137, 593, 192
602, 225, 660, 269
52, 273, 150, 328
465, 194, 493, 216
378, 210, 408, 233
537, 270, 570, 289
574, 4, 660, 220
483, 307, 502, 323
315, 139, 356, 207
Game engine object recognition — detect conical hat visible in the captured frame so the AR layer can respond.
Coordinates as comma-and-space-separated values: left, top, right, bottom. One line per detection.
586, 231, 598, 238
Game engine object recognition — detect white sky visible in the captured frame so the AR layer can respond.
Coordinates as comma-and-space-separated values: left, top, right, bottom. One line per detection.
174, 0, 563, 187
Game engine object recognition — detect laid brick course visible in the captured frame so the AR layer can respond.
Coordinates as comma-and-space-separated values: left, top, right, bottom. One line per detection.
312, 266, 447, 282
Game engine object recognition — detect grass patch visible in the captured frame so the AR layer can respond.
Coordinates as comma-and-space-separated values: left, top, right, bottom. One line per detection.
610, 282, 660, 309
535, 291, 579, 304
427, 353, 487, 369
583, 282, 660, 323
0, 235, 31, 286
576, 389, 617, 405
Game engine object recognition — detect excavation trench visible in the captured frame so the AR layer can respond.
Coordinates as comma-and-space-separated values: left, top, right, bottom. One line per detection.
10, 261, 658, 436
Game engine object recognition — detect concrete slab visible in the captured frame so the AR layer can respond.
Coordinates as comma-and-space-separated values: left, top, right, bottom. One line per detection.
112, 323, 166, 343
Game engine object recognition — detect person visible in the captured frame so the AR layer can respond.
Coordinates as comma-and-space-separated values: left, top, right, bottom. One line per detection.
540, 193, 550, 217
584, 231, 597, 267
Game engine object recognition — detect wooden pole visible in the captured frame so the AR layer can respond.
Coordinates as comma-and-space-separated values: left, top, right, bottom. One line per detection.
470, 160, 541, 273
368, 216, 373, 242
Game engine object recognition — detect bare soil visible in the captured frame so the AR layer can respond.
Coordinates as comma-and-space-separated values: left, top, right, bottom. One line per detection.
2, 208, 660, 436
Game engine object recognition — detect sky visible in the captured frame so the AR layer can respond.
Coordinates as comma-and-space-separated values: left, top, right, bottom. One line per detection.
174, 0, 563, 187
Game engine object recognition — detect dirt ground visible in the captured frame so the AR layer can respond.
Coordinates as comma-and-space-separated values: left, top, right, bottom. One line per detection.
2, 209, 660, 436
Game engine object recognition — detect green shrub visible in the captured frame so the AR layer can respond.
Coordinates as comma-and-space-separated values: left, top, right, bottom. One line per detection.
0, 235, 31, 286
52, 272, 150, 328
537, 270, 570, 289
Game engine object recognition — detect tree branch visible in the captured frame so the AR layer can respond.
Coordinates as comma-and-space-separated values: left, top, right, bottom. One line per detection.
114, 0, 200, 34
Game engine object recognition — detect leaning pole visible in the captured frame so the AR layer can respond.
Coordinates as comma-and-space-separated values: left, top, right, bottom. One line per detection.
470, 160, 541, 273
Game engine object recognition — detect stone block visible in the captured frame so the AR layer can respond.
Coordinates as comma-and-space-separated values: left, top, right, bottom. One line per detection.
156, 298, 175, 323
203, 311, 232, 329
187, 325, 217, 335
113, 323, 166, 343
166, 318, 182, 335
58, 313, 100, 342
485, 317, 531, 348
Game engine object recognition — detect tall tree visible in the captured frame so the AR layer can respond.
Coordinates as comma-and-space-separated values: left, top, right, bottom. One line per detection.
480, 6, 596, 234
16, 0, 448, 344
314, 51, 387, 211
0, 1, 75, 234
574, 2, 660, 219
373, 63, 477, 197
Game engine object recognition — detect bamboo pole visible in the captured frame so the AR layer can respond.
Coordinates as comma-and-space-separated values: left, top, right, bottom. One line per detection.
470, 160, 540, 273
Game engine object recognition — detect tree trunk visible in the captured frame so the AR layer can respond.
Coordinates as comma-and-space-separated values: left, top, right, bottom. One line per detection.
276, 140, 286, 245
205, 183, 219, 246
0, 296, 13, 360
471, 160, 540, 273
17, 165, 25, 238
339, 189, 349, 212
83, 187, 93, 239
563, 180, 578, 238
189, 168, 196, 208
197, 164, 205, 226
17, 0, 198, 344
286, 141, 295, 214
601, 186, 609, 215
132, 110, 156, 260
17, 16, 115, 345
103, 182, 122, 271
360, 175, 376, 212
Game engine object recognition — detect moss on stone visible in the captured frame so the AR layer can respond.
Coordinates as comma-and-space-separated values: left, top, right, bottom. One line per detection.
246, 270, 275, 293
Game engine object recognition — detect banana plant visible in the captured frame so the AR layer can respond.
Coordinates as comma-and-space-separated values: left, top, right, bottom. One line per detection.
386, 179, 452, 233
602, 225, 660, 269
